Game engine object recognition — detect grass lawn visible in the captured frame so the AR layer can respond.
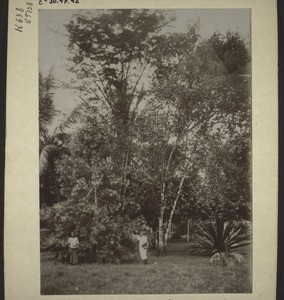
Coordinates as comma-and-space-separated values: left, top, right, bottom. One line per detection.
41, 242, 252, 295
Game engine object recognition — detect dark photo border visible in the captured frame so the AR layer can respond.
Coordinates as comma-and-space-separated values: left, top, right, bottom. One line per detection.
277, 0, 284, 299
0, 0, 8, 299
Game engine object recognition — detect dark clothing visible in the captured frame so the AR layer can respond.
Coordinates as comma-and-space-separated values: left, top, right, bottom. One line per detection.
69, 248, 78, 265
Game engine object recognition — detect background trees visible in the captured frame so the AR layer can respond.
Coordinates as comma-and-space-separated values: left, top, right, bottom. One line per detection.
39, 71, 63, 206
40, 9, 251, 262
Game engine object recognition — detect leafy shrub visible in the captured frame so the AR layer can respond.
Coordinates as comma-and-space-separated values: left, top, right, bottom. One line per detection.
194, 217, 251, 265
40, 197, 147, 263
40, 198, 96, 263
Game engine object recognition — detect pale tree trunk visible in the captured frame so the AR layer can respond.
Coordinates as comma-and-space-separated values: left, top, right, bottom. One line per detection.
157, 133, 186, 254
158, 192, 166, 255
158, 145, 178, 254
164, 230, 168, 250
122, 152, 129, 199
158, 123, 197, 253
163, 222, 171, 251
85, 186, 95, 201
167, 222, 172, 240
120, 152, 130, 211
84, 185, 98, 209
157, 182, 167, 253
161, 135, 190, 249
187, 218, 190, 243
158, 216, 165, 252
165, 176, 186, 240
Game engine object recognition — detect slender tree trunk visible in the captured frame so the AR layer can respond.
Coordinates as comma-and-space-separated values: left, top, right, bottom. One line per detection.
158, 212, 166, 254
165, 176, 186, 240
158, 145, 178, 254
85, 186, 95, 201
158, 180, 166, 253
187, 217, 190, 243
164, 229, 168, 251
158, 217, 164, 245
122, 152, 129, 198
168, 222, 172, 240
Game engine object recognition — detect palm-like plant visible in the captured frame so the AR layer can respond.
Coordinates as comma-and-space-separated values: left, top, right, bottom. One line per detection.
39, 71, 85, 176
39, 71, 85, 206
39, 132, 69, 176
194, 216, 251, 265
39, 72, 57, 138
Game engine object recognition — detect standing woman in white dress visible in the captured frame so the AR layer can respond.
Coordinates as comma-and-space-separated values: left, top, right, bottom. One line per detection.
137, 230, 149, 264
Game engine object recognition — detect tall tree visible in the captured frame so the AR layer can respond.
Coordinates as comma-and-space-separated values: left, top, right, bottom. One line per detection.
39, 71, 84, 205
65, 10, 171, 171
53, 13, 251, 256
147, 30, 251, 252
39, 71, 62, 206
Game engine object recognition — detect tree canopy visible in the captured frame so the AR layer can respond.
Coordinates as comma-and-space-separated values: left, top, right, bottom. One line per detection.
40, 9, 251, 261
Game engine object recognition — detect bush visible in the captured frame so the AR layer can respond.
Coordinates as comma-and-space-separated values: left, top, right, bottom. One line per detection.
194, 217, 251, 265
40, 197, 147, 263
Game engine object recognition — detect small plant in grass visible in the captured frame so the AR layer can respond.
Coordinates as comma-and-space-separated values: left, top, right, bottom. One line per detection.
194, 217, 251, 266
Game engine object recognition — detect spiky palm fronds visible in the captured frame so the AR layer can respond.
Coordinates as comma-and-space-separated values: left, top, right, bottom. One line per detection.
54, 102, 87, 134
40, 144, 58, 176
230, 252, 245, 263
209, 251, 244, 266
194, 217, 251, 265
39, 130, 71, 176
39, 71, 85, 177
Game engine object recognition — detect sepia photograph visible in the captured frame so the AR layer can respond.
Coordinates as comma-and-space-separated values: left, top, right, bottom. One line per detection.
39, 8, 252, 295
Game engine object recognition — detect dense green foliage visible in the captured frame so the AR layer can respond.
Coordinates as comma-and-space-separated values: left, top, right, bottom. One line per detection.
41, 198, 147, 263
40, 9, 251, 263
